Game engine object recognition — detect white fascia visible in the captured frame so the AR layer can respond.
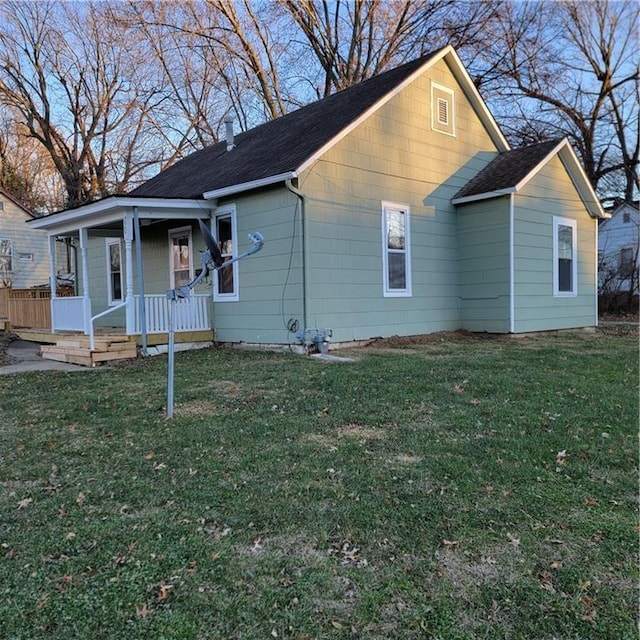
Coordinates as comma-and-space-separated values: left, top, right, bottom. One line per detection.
27, 196, 213, 233
203, 172, 297, 200
451, 188, 515, 206
510, 139, 605, 219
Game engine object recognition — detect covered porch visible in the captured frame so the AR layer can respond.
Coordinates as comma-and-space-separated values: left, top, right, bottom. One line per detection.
28, 196, 216, 355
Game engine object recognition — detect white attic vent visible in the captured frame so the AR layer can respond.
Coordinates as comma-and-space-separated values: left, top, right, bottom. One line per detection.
437, 97, 449, 125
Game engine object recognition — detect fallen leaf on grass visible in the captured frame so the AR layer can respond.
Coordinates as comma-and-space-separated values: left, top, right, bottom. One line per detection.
136, 603, 153, 618
507, 533, 520, 547
537, 570, 555, 592
442, 539, 460, 548
584, 497, 598, 506
75, 492, 85, 506
16, 497, 32, 509
556, 450, 567, 465
157, 582, 173, 602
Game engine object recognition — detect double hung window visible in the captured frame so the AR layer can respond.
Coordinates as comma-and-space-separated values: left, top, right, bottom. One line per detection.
0, 238, 13, 275
382, 202, 411, 297
169, 227, 193, 289
553, 216, 577, 296
106, 238, 123, 304
213, 206, 239, 302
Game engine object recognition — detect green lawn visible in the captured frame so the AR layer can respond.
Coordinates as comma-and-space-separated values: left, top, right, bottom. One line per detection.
0, 328, 637, 639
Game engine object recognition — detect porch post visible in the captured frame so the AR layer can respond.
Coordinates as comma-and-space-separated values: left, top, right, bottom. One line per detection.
48, 234, 57, 331
79, 227, 92, 335
133, 207, 148, 355
124, 213, 135, 335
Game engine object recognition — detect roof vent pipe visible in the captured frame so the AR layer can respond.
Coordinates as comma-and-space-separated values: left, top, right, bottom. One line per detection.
224, 116, 235, 151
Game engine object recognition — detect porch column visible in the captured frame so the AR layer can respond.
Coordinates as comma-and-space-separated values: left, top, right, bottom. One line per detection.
133, 207, 147, 355
79, 227, 91, 335
48, 234, 57, 331
123, 213, 135, 334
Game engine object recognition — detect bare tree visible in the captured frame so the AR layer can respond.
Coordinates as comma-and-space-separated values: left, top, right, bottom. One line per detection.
279, 0, 502, 97
0, 114, 63, 213
472, 0, 639, 200
0, 0, 168, 207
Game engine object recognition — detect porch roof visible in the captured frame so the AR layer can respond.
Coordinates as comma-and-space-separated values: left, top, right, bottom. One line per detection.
27, 196, 213, 235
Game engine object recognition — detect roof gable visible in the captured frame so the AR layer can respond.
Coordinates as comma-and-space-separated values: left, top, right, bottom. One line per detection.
130, 46, 509, 201
0, 188, 33, 217
452, 138, 606, 219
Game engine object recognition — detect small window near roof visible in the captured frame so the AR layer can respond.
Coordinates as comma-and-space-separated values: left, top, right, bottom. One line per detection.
623, 212, 630, 223
0, 202, 4, 211
431, 82, 455, 136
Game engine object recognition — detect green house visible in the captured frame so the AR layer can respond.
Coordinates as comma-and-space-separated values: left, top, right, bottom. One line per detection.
29, 46, 605, 351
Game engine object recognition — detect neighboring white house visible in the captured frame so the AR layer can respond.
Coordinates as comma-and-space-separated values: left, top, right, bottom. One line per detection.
0, 188, 51, 288
598, 200, 639, 296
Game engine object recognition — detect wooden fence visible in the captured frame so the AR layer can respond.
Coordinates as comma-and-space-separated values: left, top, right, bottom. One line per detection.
0, 287, 74, 329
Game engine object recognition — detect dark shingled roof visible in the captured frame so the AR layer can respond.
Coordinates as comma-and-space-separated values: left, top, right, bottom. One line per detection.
130, 50, 442, 199
453, 139, 561, 199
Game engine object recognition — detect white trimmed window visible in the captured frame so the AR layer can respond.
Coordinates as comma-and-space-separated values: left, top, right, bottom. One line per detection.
169, 226, 194, 289
213, 205, 239, 302
553, 216, 577, 296
106, 238, 123, 305
382, 202, 411, 297
431, 82, 455, 136
0, 238, 13, 274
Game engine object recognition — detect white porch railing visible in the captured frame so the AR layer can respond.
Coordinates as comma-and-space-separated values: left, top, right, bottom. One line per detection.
133, 293, 210, 334
50, 294, 210, 335
51, 296, 86, 331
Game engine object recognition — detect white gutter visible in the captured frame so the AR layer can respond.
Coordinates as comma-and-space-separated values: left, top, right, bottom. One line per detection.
452, 188, 515, 206
203, 172, 297, 200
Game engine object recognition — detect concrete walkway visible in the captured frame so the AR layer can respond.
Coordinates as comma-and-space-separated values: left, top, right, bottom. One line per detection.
0, 340, 92, 375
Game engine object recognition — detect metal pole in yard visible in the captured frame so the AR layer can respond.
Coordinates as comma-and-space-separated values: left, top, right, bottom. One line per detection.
166, 290, 176, 419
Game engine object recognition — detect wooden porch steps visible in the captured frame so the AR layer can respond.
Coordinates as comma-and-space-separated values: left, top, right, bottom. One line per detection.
40, 335, 138, 367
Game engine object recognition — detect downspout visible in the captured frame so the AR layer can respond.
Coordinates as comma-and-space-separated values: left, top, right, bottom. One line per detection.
285, 179, 309, 332
594, 216, 599, 327
133, 207, 148, 355
509, 194, 515, 334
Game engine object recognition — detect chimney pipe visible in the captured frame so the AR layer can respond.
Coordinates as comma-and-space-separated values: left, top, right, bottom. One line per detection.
224, 116, 235, 151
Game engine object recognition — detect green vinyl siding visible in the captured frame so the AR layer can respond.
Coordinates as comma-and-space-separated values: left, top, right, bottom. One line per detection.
295, 57, 499, 342
513, 154, 597, 332
211, 186, 303, 345
457, 197, 510, 332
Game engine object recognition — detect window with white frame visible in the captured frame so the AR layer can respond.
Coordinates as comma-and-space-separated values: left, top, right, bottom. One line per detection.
553, 216, 577, 296
106, 238, 124, 305
431, 82, 455, 136
213, 206, 239, 301
0, 238, 13, 274
169, 226, 193, 289
382, 202, 411, 297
